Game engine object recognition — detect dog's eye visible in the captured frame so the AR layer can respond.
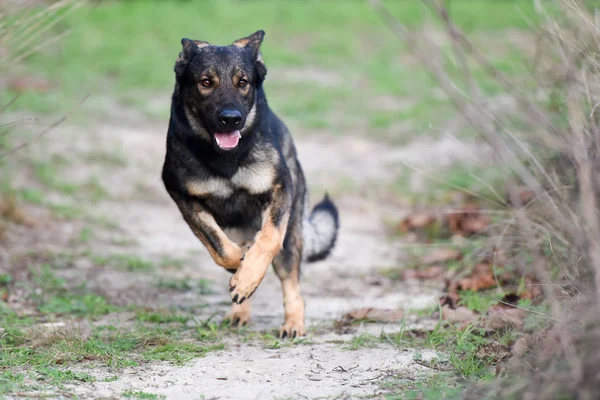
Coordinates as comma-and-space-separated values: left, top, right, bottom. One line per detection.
238, 79, 248, 88
200, 79, 212, 88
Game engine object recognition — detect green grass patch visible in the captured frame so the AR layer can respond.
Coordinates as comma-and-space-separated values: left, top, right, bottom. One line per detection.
156, 276, 214, 295
123, 391, 166, 400
345, 332, 380, 350
382, 373, 463, 400
382, 321, 500, 380
135, 310, 190, 325
143, 342, 225, 366
0, 371, 27, 396
91, 253, 154, 271
458, 290, 502, 314
29, 265, 116, 318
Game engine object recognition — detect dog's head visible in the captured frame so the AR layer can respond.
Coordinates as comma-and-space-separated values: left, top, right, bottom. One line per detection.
173, 31, 267, 153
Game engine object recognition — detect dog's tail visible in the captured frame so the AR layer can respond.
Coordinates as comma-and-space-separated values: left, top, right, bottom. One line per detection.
302, 193, 339, 263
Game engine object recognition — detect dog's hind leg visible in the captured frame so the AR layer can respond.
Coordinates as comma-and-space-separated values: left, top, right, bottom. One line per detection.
272, 219, 305, 339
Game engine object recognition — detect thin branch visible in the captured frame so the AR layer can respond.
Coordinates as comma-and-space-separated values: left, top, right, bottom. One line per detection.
0, 94, 89, 159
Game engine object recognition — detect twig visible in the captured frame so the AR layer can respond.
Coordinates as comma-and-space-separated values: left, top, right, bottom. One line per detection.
0, 94, 89, 159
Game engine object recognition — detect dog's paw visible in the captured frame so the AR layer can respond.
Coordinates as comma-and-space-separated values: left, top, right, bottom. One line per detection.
228, 268, 262, 304
278, 320, 305, 339
224, 302, 251, 328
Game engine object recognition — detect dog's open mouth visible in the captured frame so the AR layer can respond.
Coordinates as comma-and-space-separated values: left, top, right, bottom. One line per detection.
214, 130, 241, 150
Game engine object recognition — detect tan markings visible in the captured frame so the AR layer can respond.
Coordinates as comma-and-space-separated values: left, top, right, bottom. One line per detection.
190, 209, 244, 270
232, 38, 252, 48
231, 162, 274, 194
197, 70, 219, 94
232, 71, 250, 95
183, 105, 212, 141
225, 300, 251, 328
232, 31, 264, 49
241, 103, 257, 134
186, 178, 232, 198
279, 277, 305, 338
229, 206, 289, 301
193, 40, 210, 49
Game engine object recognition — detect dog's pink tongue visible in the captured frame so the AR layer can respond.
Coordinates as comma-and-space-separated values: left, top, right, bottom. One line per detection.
214, 130, 241, 149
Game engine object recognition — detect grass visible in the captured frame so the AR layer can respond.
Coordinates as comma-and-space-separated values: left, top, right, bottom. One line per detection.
156, 276, 214, 295
381, 322, 495, 380
29, 265, 116, 318
382, 373, 463, 400
345, 332, 381, 350
90, 253, 154, 271
123, 391, 166, 400
143, 342, 225, 365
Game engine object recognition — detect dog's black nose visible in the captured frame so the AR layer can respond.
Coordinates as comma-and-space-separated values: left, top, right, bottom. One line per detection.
218, 109, 242, 128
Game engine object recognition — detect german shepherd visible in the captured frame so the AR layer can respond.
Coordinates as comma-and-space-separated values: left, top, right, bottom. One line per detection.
161, 31, 339, 338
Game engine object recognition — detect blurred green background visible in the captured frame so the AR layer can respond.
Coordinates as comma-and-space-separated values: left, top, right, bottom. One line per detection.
1, 0, 540, 143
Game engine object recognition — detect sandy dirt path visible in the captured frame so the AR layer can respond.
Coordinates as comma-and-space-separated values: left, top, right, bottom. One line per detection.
4, 101, 480, 399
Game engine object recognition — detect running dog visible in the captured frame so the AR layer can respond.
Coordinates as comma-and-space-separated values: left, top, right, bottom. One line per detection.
161, 30, 339, 338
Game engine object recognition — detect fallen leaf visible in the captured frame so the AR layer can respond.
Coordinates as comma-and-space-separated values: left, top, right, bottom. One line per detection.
457, 262, 497, 291
521, 275, 543, 303
439, 292, 460, 309
419, 265, 445, 279
507, 186, 536, 207
422, 248, 462, 265
444, 202, 491, 236
7, 76, 53, 93
476, 341, 511, 363
344, 307, 405, 323
511, 335, 530, 357
401, 265, 445, 281
484, 303, 527, 330
399, 212, 437, 232
441, 305, 478, 324
400, 269, 419, 281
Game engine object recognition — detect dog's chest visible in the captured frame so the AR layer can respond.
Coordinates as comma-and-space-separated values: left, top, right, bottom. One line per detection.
186, 163, 274, 198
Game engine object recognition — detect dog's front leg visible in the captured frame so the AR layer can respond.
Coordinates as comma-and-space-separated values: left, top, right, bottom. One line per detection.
171, 194, 245, 270
229, 182, 291, 304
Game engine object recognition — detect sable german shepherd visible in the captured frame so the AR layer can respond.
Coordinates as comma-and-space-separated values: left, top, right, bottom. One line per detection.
161, 31, 339, 338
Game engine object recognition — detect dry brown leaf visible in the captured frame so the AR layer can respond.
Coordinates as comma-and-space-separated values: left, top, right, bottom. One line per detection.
400, 269, 419, 280
7, 76, 53, 93
485, 304, 528, 330
521, 275, 543, 303
476, 341, 511, 363
401, 265, 445, 281
507, 186, 536, 207
419, 265, 445, 279
457, 262, 497, 291
511, 335, 530, 358
344, 307, 405, 323
444, 202, 491, 236
462, 216, 491, 234
398, 212, 437, 232
441, 305, 478, 324
0, 197, 35, 227
422, 248, 462, 265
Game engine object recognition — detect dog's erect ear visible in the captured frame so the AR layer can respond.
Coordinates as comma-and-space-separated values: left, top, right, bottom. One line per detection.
232, 30, 267, 81
174, 38, 210, 75
232, 30, 265, 54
